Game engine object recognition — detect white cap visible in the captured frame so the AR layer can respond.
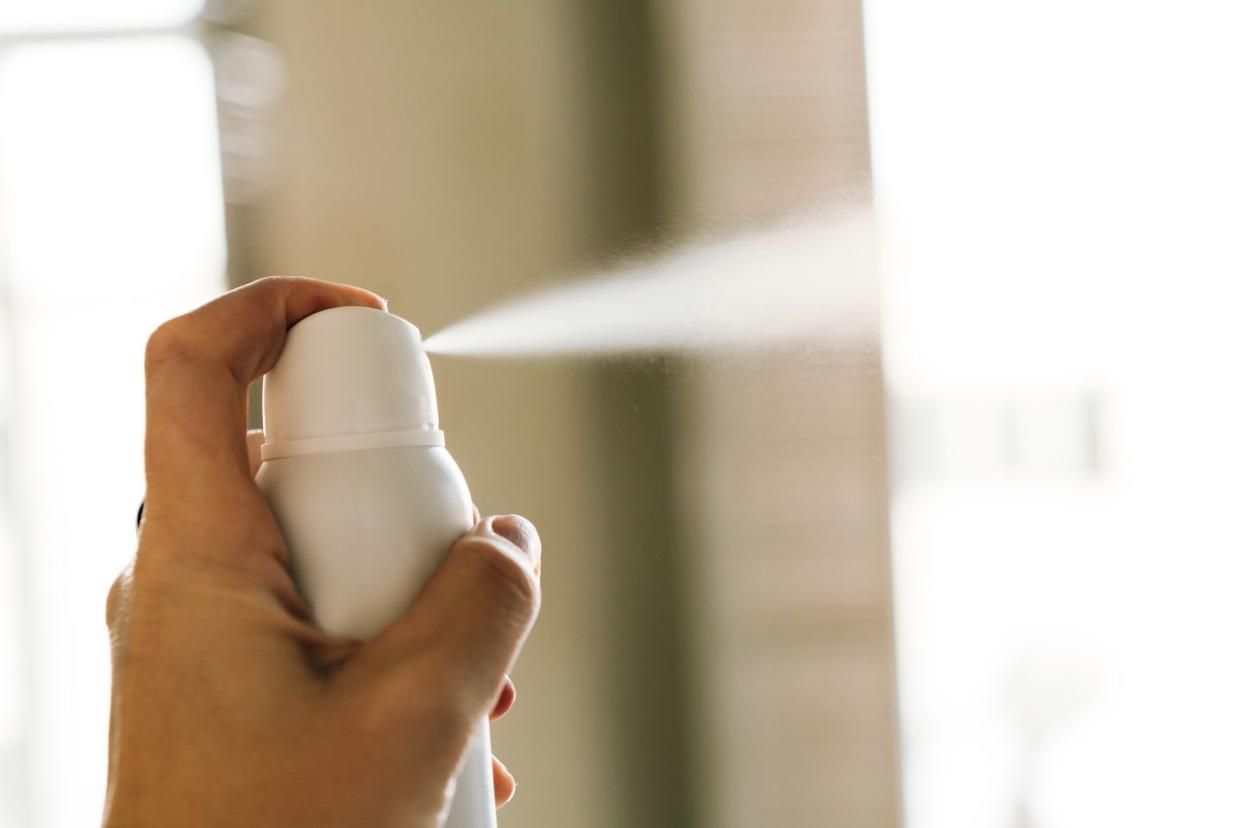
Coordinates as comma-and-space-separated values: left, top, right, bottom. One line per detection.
260, 307, 445, 461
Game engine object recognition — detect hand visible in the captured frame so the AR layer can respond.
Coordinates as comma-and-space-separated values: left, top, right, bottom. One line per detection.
105, 277, 541, 827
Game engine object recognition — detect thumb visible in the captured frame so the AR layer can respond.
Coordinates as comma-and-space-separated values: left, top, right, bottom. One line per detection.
344, 515, 541, 753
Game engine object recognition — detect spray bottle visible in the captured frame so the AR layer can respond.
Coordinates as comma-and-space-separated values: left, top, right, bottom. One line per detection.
255, 306, 495, 828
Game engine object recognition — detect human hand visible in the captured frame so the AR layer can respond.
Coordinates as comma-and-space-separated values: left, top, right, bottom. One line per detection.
105, 277, 541, 827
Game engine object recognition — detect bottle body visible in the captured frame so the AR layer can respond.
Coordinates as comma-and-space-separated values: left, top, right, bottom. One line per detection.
257, 444, 495, 827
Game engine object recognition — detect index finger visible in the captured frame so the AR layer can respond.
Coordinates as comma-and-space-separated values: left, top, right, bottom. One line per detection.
143, 277, 385, 508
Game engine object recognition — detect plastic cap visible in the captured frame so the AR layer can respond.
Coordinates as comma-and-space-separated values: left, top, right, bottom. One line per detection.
261, 307, 444, 460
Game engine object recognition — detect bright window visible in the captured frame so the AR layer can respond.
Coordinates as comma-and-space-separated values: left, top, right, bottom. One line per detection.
0, 6, 224, 824
0, 0, 202, 36
866, 1, 1242, 825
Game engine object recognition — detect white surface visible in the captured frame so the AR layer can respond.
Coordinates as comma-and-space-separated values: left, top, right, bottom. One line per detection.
263, 308, 439, 442
257, 447, 473, 640
0, 0, 201, 36
865, 0, 1242, 825
257, 309, 495, 827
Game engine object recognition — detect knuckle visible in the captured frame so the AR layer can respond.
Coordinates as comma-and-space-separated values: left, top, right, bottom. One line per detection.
144, 319, 195, 372
255, 274, 294, 290
459, 535, 540, 619
251, 276, 299, 311
105, 562, 134, 631
247, 275, 287, 303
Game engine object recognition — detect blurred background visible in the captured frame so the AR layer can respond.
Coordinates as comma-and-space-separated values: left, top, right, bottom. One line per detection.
1, 1, 1240, 826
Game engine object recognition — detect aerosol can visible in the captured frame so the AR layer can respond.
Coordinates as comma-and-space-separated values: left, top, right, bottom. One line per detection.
256, 306, 494, 828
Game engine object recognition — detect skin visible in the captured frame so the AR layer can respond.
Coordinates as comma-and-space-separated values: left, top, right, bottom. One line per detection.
104, 277, 541, 827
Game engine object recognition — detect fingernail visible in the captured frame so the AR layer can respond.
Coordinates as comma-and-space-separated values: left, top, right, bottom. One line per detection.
487, 514, 541, 571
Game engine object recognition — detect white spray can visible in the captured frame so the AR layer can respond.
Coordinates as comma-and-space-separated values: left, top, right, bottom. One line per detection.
255, 306, 495, 828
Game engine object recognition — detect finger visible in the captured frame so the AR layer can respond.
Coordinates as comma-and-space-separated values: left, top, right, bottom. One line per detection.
136, 427, 263, 529
493, 756, 516, 808
143, 277, 383, 520
491, 514, 541, 577
347, 515, 541, 750
490, 676, 516, 721
247, 429, 265, 477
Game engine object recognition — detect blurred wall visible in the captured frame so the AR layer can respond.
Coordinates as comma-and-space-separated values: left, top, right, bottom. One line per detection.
659, 0, 902, 825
